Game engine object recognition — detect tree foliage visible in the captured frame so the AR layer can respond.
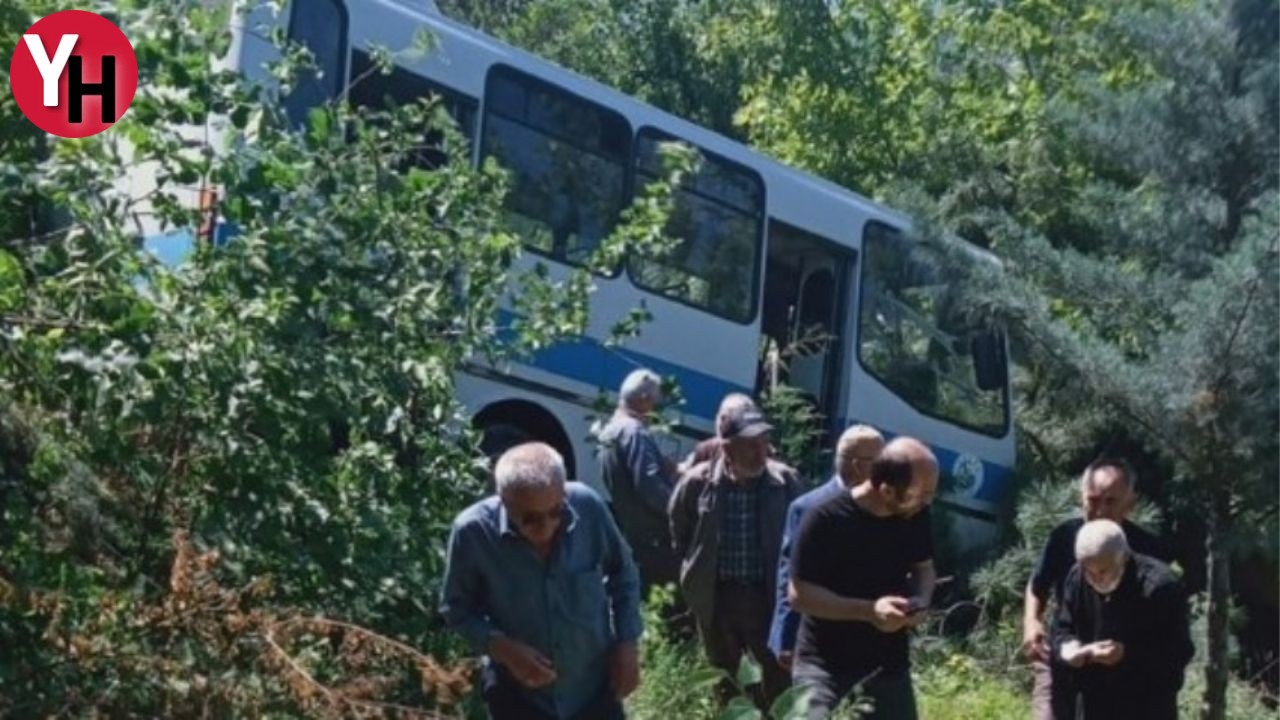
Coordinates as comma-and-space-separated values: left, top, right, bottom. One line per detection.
0, 1, 679, 713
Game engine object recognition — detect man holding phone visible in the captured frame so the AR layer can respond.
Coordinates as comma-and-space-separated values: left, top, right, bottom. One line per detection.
1052, 520, 1192, 718
787, 437, 938, 719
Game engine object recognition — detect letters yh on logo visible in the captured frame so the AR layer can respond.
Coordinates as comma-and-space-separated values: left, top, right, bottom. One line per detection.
9, 10, 139, 139
26, 33, 118, 125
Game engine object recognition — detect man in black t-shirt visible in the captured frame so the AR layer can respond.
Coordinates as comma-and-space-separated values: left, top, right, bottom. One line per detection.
788, 437, 938, 720
1022, 458, 1173, 720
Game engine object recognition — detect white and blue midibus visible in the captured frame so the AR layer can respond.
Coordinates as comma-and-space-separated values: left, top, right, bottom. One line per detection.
139, 0, 1015, 558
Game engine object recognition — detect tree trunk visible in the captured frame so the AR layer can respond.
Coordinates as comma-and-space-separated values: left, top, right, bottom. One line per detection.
1201, 494, 1232, 720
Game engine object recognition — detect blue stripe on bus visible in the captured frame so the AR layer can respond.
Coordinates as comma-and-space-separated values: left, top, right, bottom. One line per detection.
143, 228, 1013, 506
142, 227, 748, 422
523, 335, 751, 423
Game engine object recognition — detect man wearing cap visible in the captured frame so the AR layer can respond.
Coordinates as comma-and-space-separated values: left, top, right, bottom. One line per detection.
679, 393, 757, 472
1053, 519, 1192, 719
668, 403, 802, 708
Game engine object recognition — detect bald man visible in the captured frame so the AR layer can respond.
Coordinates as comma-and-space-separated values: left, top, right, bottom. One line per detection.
769, 424, 885, 671
788, 437, 939, 719
1052, 520, 1192, 719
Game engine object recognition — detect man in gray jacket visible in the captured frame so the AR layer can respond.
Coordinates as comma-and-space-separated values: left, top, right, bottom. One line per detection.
597, 368, 680, 593
668, 403, 802, 708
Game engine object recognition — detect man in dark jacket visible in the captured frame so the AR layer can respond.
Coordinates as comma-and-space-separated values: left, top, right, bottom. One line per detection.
597, 368, 680, 592
1053, 519, 1193, 719
668, 404, 801, 708
679, 393, 756, 471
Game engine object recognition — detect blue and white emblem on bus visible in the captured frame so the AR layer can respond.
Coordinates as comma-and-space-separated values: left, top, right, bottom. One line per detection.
950, 452, 985, 498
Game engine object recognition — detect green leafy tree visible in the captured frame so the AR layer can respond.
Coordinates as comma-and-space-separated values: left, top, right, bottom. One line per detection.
905, 2, 1278, 717
0, 1, 679, 713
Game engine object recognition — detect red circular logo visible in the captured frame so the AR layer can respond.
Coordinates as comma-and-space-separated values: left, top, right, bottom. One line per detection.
9, 11, 138, 138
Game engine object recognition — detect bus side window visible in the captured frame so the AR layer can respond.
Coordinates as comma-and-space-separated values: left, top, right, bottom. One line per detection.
628, 129, 764, 324
347, 49, 478, 167
856, 222, 1009, 436
481, 66, 631, 269
283, 0, 349, 128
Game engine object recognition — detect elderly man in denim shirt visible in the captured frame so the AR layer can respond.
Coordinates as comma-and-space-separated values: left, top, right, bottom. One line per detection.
767, 424, 883, 670
441, 442, 643, 720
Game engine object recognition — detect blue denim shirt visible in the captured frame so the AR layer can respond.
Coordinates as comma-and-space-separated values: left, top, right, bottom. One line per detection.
767, 475, 846, 657
440, 482, 643, 718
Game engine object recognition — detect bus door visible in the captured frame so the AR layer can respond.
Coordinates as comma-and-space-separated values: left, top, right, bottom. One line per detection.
760, 219, 854, 441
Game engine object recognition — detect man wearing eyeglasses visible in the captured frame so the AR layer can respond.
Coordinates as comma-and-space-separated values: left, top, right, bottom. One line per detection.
768, 424, 885, 672
441, 442, 643, 720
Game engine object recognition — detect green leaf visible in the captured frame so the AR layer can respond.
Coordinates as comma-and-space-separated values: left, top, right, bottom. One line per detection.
688, 666, 727, 691
735, 653, 763, 688
719, 696, 762, 720
307, 107, 331, 145
769, 684, 813, 720
0, 249, 24, 312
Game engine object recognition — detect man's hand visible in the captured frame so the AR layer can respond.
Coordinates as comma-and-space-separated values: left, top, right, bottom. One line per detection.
871, 596, 911, 633
1021, 618, 1050, 663
777, 650, 793, 672
609, 642, 640, 699
489, 635, 558, 689
1060, 640, 1090, 668
1090, 640, 1126, 666
905, 596, 930, 628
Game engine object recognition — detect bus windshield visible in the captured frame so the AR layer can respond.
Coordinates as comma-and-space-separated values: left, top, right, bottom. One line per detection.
858, 223, 1009, 437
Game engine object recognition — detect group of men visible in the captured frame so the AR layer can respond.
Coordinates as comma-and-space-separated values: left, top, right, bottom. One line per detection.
1022, 458, 1194, 719
440, 368, 1194, 719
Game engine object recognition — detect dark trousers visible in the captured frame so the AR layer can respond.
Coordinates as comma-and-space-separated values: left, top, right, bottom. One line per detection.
481, 672, 624, 720
697, 580, 791, 709
481, 676, 624, 717
792, 661, 918, 720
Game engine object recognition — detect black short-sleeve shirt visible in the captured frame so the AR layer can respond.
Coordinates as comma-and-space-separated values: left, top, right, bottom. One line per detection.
791, 492, 933, 676
1030, 517, 1170, 604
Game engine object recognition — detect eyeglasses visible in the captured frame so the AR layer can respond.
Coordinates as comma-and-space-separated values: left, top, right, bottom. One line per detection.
516, 503, 565, 529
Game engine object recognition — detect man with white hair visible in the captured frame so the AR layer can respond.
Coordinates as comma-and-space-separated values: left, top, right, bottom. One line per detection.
441, 442, 642, 720
1023, 458, 1173, 719
1053, 519, 1193, 719
597, 368, 680, 592
768, 424, 885, 670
